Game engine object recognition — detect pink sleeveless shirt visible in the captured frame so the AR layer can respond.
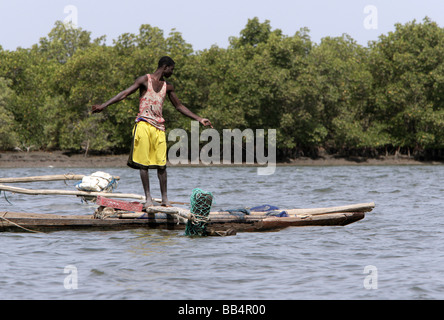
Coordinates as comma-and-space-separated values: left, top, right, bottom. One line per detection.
136, 74, 167, 131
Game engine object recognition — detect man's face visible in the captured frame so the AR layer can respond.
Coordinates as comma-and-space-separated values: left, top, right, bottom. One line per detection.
164, 65, 175, 78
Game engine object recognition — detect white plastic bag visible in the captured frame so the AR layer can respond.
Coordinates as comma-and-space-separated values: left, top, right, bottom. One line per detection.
76, 172, 117, 193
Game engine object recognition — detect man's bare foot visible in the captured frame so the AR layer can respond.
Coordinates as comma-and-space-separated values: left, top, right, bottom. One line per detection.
143, 199, 155, 211
161, 199, 172, 207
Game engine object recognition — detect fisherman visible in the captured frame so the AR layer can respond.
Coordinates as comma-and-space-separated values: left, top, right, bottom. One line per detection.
92, 56, 212, 209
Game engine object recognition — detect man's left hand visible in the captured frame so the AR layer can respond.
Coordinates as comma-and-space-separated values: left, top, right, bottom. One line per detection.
200, 118, 213, 128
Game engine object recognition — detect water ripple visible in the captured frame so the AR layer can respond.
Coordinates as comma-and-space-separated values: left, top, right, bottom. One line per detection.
1, 165, 444, 299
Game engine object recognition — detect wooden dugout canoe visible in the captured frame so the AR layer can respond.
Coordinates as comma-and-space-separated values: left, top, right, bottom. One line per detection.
0, 202, 375, 234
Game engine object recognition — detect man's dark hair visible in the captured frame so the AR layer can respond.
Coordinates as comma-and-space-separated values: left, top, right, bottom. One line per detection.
158, 56, 176, 68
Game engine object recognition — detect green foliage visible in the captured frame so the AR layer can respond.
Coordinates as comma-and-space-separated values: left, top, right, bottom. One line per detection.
1, 17, 444, 159
369, 17, 444, 151
37, 21, 99, 64
0, 77, 18, 149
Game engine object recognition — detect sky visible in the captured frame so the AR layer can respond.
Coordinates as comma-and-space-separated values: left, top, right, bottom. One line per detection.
1, 0, 444, 51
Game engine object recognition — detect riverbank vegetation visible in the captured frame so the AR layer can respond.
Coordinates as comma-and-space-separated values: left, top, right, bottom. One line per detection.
1, 17, 443, 161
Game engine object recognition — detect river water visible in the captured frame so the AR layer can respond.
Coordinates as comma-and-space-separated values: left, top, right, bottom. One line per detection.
0, 165, 443, 300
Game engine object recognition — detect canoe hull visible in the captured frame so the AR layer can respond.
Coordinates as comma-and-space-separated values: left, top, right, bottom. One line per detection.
0, 210, 366, 233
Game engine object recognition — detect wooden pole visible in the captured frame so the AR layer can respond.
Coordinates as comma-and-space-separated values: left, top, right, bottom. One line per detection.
0, 184, 188, 205
0, 184, 144, 200
120, 207, 193, 224
284, 203, 375, 216
0, 174, 120, 183
210, 202, 376, 216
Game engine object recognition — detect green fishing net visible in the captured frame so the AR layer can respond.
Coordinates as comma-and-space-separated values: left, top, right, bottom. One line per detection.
185, 188, 214, 237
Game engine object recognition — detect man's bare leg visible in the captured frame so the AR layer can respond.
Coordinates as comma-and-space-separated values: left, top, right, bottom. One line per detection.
157, 168, 171, 207
140, 169, 154, 210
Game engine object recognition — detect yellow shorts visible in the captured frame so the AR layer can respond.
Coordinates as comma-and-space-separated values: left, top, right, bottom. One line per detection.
127, 121, 167, 170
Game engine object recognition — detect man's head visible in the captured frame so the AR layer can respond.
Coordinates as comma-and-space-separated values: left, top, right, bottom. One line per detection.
158, 56, 175, 78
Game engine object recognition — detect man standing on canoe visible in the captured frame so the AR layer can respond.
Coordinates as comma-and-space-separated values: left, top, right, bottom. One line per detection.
92, 56, 212, 209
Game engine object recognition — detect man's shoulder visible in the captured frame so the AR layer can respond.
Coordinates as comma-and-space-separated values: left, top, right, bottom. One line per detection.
138, 74, 149, 81
166, 81, 175, 92
134, 75, 149, 87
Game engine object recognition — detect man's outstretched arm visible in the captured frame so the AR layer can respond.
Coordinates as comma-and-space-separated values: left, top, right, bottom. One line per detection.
167, 84, 213, 128
92, 76, 146, 113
